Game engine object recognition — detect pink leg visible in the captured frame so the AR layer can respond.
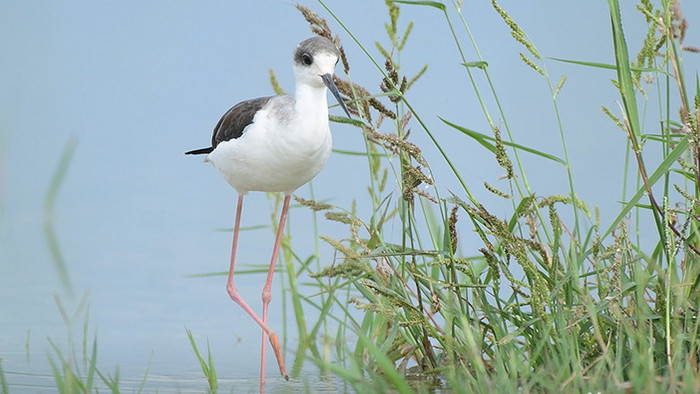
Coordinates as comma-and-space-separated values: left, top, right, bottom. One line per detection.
260, 195, 292, 384
226, 194, 289, 381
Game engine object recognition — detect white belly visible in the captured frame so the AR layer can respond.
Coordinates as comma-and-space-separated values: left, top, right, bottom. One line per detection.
206, 106, 332, 195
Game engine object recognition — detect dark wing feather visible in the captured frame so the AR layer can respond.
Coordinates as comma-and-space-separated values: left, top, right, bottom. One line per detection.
211, 96, 274, 148
185, 96, 274, 155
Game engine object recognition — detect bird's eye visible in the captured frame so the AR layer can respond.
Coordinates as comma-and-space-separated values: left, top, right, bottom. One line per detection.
301, 53, 313, 65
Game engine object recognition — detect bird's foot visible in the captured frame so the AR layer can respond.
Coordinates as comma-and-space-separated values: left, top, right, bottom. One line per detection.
268, 333, 289, 380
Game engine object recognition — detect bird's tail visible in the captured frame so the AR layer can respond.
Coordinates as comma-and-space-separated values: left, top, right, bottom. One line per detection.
185, 147, 213, 155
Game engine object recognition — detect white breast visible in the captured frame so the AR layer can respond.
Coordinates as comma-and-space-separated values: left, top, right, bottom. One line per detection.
206, 96, 333, 195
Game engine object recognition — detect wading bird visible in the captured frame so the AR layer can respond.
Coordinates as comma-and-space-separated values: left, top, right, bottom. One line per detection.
186, 36, 350, 385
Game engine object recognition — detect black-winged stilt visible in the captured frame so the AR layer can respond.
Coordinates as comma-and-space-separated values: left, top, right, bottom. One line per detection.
186, 36, 350, 384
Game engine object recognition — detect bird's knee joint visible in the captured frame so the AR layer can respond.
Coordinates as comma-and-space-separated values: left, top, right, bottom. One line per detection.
227, 284, 240, 301
261, 291, 272, 304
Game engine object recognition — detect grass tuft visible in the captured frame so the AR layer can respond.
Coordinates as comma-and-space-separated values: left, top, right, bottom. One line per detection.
186, 328, 218, 393
260, 0, 700, 391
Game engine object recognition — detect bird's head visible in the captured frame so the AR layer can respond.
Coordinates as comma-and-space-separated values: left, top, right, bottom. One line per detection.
293, 37, 351, 118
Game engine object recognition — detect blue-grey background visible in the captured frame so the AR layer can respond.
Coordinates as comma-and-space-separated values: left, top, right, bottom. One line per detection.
1, 1, 698, 391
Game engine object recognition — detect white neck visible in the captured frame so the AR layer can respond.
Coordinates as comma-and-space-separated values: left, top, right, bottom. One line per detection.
294, 83, 329, 121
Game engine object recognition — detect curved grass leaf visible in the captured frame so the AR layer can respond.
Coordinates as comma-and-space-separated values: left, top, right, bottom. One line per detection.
440, 117, 566, 165
607, 0, 641, 137
388, 0, 446, 10
549, 57, 662, 74
44, 137, 78, 297
603, 135, 691, 239
462, 61, 489, 70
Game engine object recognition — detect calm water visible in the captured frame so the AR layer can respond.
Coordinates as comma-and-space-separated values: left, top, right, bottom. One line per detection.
0, 213, 354, 392
0, 178, 354, 392
3, 370, 351, 393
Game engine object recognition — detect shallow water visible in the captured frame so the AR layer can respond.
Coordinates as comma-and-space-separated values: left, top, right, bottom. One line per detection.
0, 275, 350, 393
3, 368, 352, 393
0, 192, 348, 392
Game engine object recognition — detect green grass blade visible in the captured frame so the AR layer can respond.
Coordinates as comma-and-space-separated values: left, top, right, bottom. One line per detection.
603, 135, 690, 238
440, 117, 566, 165
389, 0, 446, 10
549, 57, 661, 74
136, 352, 153, 394
185, 327, 217, 392
186, 328, 208, 374
461, 61, 488, 70
206, 340, 218, 391
356, 327, 413, 394
47, 354, 65, 394
0, 357, 9, 394
607, 0, 641, 137
85, 334, 98, 393
43, 137, 78, 297
332, 148, 389, 158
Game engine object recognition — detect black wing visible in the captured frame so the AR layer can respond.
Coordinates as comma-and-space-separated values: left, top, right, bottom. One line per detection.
185, 96, 274, 155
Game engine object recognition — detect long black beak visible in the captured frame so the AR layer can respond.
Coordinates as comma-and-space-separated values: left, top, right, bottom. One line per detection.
321, 73, 351, 118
